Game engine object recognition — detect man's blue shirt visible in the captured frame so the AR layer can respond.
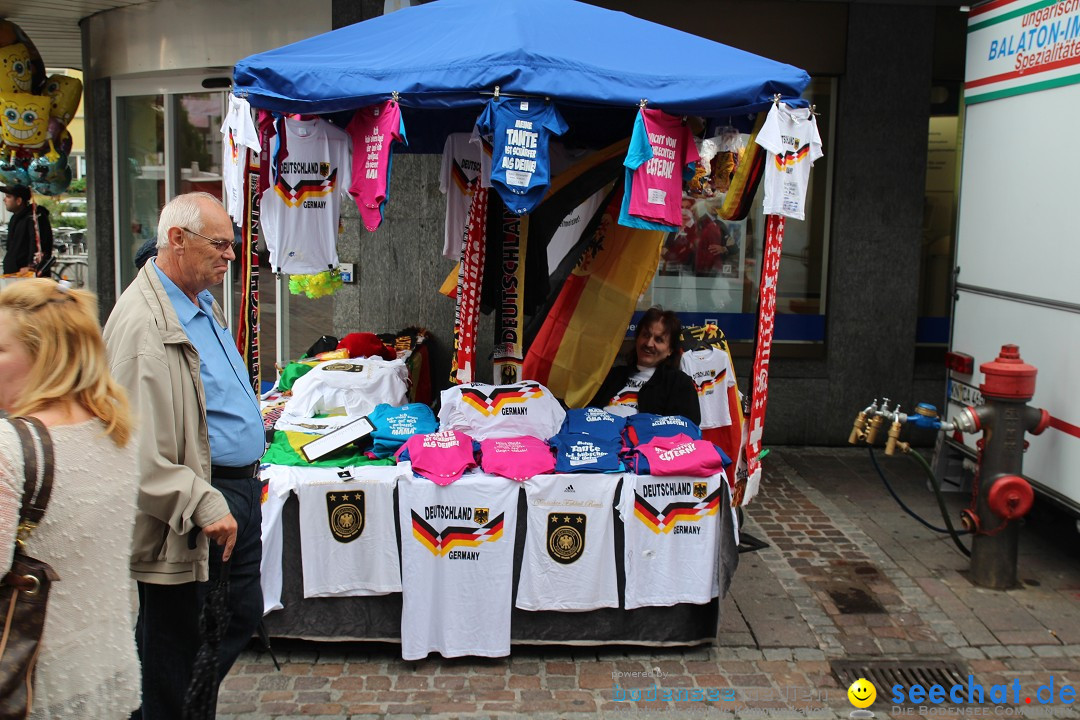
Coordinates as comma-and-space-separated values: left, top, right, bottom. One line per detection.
153, 260, 265, 466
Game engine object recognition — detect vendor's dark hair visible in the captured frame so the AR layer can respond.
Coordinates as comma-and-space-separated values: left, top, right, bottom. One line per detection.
628, 307, 682, 369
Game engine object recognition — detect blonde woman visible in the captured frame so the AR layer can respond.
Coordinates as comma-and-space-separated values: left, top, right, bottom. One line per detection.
0, 278, 140, 718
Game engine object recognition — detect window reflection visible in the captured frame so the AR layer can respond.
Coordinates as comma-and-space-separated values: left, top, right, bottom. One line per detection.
116, 94, 163, 289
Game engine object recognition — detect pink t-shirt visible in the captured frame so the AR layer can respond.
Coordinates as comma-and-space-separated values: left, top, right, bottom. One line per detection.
626, 108, 699, 227
347, 100, 407, 232
395, 430, 477, 485
479, 436, 555, 481
631, 433, 730, 477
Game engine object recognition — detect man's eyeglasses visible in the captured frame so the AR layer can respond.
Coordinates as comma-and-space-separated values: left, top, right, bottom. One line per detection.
180, 227, 235, 252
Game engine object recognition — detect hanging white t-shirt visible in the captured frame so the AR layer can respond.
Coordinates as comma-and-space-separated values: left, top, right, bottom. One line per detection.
438, 380, 566, 441
604, 366, 655, 418
755, 103, 823, 221
259, 464, 296, 615
398, 471, 520, 660
679, 347, 737, 429
295, 465, 403, 598
516, 473, 620, 612
469, 125, 494, 189
440, 132, 484, 260
220, 94, 261, 226
617, 473, 725, 609
283, 357, 409, 419
260, 117, 353, 274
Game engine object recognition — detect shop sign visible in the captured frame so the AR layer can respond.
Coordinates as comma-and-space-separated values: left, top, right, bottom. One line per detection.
966, 0, 1080, 104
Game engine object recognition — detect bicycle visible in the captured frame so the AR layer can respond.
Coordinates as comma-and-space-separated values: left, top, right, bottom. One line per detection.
49, 228, 89, 288
53, 256, 88, 288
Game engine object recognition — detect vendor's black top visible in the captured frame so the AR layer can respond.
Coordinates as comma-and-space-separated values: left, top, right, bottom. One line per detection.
588, 363, 701, 425
3, 204, 53, 275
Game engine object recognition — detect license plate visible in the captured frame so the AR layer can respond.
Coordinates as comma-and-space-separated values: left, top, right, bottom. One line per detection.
948, 378, 984, 407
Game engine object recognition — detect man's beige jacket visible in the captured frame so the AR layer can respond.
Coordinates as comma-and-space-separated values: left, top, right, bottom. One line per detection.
104, 262, 231, 584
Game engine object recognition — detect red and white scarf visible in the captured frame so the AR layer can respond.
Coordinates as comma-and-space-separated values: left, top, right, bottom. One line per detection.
743, 213, 785, 504
450, 180, 487, 384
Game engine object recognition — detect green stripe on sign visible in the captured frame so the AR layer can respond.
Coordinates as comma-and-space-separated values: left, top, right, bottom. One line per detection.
965, 70, 1080, 102
968, 0, 1057, 32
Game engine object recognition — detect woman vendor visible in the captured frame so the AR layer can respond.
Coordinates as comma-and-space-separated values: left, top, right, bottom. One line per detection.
588, 307, 701, 424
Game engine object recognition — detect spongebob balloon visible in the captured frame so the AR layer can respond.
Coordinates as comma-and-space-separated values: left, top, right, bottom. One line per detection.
43, 74, 81, 126
0, 24, 74, 195
0, 93, 49, 148
0, 43, 34, 95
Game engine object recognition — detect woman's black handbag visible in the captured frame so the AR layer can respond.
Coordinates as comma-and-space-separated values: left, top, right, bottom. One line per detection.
0, 417, 58, 720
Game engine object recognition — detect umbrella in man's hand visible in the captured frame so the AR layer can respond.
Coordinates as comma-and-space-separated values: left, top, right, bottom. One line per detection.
182, 560, 231, 720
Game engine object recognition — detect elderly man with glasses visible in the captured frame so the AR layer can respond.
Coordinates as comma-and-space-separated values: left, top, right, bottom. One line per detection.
104, 192, 265, 720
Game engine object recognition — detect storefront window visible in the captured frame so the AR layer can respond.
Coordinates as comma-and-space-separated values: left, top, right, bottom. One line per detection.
636, 77, 834, 344
115, 94, 164, 289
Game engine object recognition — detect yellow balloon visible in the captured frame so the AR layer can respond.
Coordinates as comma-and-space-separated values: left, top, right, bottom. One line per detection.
44, 74, 82, 125
0, 93, 50, 147
0, 43, 33, 95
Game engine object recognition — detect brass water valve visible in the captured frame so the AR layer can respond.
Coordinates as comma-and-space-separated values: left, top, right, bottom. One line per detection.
848, 411, 868, 444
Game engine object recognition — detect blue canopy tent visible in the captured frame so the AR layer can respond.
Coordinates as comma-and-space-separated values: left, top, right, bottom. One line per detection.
235, 0, 800, 648
233, 0, 811, 149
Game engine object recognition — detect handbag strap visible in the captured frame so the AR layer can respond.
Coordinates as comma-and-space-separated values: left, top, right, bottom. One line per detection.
7, 416, 55, 534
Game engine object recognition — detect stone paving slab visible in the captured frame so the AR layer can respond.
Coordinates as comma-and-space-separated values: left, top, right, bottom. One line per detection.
216, 447, 1080, 719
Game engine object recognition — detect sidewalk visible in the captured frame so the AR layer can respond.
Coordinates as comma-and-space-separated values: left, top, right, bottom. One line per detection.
219, 447, 1080, 719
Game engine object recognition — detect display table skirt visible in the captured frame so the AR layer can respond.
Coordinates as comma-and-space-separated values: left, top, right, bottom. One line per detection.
263, 482, 738, 647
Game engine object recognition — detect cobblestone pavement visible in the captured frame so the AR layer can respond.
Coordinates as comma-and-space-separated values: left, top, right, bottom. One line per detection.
219, 447, 1080, 719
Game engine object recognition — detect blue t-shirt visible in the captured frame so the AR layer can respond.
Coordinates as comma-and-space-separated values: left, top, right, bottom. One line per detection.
475, 97, 568, 215
617, 112, 696, 231
367, 402, 439, 458
560, 407, 626, 442
623, 413, 702, 447
550, 434, 624, 474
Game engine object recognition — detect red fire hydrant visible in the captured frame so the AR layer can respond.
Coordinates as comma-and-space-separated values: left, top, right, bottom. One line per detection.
954, 345, 1050, 589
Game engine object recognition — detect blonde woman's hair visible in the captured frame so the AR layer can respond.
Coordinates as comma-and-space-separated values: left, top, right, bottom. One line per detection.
0, 279, 132, 446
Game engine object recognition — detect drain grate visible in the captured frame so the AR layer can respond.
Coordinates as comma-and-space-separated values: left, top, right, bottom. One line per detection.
832, 660, 968, 701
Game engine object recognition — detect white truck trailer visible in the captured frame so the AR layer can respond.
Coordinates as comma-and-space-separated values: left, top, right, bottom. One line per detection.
945, 0, 1080, 516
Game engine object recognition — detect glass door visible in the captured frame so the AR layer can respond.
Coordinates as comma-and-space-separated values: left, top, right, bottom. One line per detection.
115, 94, 164, 289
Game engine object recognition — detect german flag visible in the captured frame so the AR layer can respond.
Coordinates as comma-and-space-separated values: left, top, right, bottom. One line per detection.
274, 171, 337, 208
522, 181, 665, 407
633, 488, 722, 534
458, 382, 545, 417
411, 510, 505, 556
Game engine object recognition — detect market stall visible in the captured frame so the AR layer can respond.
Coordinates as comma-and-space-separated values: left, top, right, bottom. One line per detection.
231, 0, 817, 653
